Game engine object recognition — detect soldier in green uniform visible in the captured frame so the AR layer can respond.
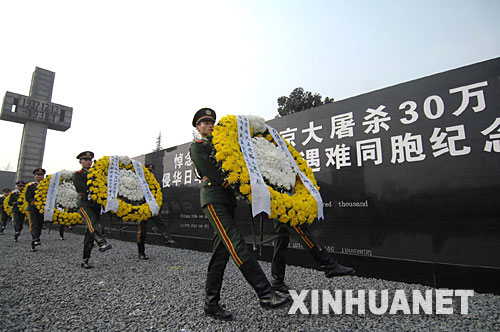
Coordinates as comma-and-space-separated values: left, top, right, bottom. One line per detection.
25, 168, 46, 251
73, 151, 112, 269
9, 181, 26, 242
190, 108, 290, 321
270, 222, 355, 292
135, 164, 176, 260
0, 188, 12, 234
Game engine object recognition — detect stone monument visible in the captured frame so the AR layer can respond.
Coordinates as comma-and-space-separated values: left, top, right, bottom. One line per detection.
1, 67, 72, 182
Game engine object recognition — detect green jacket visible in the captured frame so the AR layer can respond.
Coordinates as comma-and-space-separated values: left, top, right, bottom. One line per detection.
73, 168, 99, 209
190, 135, 237, 208
8, 190, 21, 213
25, 182, 38, 212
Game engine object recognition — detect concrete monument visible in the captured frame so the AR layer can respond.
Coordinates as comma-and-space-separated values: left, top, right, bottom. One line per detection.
1, 67, 72, 183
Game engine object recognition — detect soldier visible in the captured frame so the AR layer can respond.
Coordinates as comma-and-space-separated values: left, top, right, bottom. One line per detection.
190, 108, 290, 321
0, 188, 12, 234
145, 163, 175, 246
270, 222, 355, 293
73, 151, 112, 269
9, 181, 26, 242
25, 168, 46, 251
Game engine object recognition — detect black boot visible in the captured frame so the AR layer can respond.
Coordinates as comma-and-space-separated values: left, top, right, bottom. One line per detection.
271, 260, 290, 293
138, 243, 149, 260
310, 246, 355, 278
14, 232, 20, 242
204, 272, 233, 321
30, 241, 37, 252
239, 257, 291, 309
92, 229, 112, 252
81, 258, 93, 269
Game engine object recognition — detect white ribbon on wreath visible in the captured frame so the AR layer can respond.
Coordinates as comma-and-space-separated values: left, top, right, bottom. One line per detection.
131, 159, 159, 216
105, 155, 120, 213
237, 115, 271, 217
267, 124, 324, 220
44, 171, 61, 221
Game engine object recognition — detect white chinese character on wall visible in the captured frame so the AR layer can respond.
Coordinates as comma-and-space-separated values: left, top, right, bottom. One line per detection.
172, 170, 182, 186
330, 112, 355, 139
430, 124, 471, 157
325, 144, 351, 169
363, 105, 391, 134
449, 81, 488, 116
481, 117, 500, 152
174, 153, 184, 169
391, 133, 426, 164
184, 170, 192, 184
356, 138, 382, 166
280, 127, 298, 147
301, 121, 323, 146
184, 152, 193, 167
301, 148, 321, 172
162, 173, 171, 188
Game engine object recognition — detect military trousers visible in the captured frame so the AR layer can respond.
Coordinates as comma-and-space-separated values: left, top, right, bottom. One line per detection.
137, 219, 148, 254
28, 208, 44, 242
78, 205, 102, 259
272, 221, 323, 280
202, 203, 253, 274
13, 210, 25, 234
0, 211, 10, 231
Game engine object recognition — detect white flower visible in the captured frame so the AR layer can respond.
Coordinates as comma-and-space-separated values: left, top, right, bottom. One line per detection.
55, 182, 78, 209
248, 115, 267, 134
252, 137, 297, 191
119, 155, 131, 165
60, 170, 74, 181
118, 169, 144, 201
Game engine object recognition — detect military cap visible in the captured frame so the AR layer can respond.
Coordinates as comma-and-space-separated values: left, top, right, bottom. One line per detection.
2, 188, 10, 193
15, 181, 26, 186
33, 168, 46, 175
146, 164, 155, 170
76, 151, 95, 159
192, 108, 216, 127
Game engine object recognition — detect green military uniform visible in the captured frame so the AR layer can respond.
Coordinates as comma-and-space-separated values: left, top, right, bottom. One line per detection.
9, 181, 26, 242
25, 181, 43, 248
73, 151, 112, 268
191, 108, 289, 321
0, 190, 11, 234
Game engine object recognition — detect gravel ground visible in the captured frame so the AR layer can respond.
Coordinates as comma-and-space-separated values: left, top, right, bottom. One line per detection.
0, 227, 499, 332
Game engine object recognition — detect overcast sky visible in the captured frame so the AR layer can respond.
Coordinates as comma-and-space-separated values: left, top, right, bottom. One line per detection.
1, 0, 499, 174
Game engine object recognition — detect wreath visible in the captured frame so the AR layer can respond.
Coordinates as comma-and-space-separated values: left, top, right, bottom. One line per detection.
2, 193, 13, 217
87, 156, 163, 222
17, 185, 30, 217
211, 115, 320, 226
34, 170, 83, 225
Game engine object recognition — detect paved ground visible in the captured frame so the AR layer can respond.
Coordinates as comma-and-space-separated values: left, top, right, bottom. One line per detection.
0, 226, 499, 332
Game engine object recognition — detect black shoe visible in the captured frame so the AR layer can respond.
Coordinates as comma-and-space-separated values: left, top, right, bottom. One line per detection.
204, 303, 233, 321
59, 236, 65, 241
164, 237, 176, 246
14, 237, 18, 242
81, 259, 93, 269
239, 257, 291, 309
98, 243, 112, 252
34, 240, 41, 246
139, 254, 149, 260
271, 279, 290, 293
324, 263, 356, 278
31, 242, 37, 252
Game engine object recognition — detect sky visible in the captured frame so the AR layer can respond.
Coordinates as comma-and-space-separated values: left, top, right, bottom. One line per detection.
1, 0, 499, 174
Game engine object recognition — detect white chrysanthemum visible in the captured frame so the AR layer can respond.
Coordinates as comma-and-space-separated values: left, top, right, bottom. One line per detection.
60, 170, 74, 181
248, 115, 267, 134
118, 169, 144, 201
252, 137, 297, 191
55, 182, 78, 209
119, 155, 131, 165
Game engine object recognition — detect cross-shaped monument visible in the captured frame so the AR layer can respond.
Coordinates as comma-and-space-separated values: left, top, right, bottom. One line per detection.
1, 67, 73, 183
